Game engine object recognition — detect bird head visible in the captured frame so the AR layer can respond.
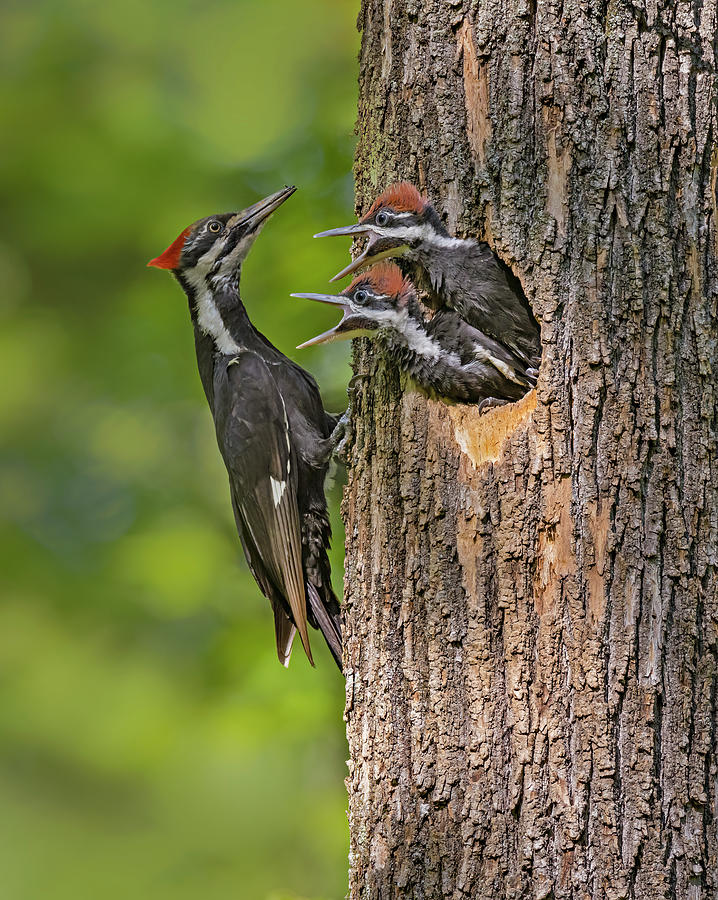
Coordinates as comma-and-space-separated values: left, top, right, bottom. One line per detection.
314, 182, 447, 282
291, 262, 415, 348
148, 186, 296, 288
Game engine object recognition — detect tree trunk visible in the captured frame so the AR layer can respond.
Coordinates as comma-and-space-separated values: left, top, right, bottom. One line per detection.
342, 1, 718, 897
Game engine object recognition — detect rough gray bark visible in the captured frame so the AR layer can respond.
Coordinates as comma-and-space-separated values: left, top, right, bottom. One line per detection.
342, 1, 718, 898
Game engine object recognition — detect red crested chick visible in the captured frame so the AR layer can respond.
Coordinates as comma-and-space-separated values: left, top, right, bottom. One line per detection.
315, 182, 542, 367
292, 262, 537, 411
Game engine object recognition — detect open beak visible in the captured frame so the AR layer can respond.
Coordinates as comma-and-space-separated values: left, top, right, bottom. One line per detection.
314, 223, 376, 282
315, 224, 409, 282
290, 292, 368, 348
329, 243, 376, 282
230, 185, 296, 232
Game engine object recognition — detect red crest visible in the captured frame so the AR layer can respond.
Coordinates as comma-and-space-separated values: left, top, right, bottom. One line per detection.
346, 262, 409, 300
361, 182, 428, 221
148, 226, 192, 270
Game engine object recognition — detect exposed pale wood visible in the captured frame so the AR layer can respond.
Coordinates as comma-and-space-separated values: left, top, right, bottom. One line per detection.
447, 390, 537, 467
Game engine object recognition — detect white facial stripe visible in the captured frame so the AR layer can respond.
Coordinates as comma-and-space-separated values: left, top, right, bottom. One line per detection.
373, 222, 467, 249
196, 234, 226, 268
183, 233, 226, 288
426, 232, 466, 250
187, 224, 258, 282
185, 263, 242, 354
270, 477, 287, 507
183, 229, 257, 354
366, 305, 461, 366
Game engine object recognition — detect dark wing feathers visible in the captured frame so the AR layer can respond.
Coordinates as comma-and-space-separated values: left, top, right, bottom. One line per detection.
219, 352, 314, 666
229, 492, 297, 667
429, 311, 535, 396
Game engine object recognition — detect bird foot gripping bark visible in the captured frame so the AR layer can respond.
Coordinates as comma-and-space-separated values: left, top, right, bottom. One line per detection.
477, 396, 508, 415
329, 409, 353, 464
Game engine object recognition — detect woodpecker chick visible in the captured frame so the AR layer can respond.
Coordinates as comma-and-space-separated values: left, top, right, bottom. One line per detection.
149, 186, 342, 670
292, 263, 536, 407
315, 182, 541, 366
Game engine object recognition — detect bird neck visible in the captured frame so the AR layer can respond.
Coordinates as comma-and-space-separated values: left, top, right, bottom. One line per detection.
376, 299, 460, 371
178, 271, 264, 356
377, 318, 465, 401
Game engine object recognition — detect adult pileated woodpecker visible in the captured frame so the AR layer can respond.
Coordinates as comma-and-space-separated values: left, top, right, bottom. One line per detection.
315, 182, 541, 368
292, 262, 536, 408
148, 186, 342, 670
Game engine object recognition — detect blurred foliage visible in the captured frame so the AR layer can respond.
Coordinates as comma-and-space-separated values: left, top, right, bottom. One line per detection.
0, 1, 360, 897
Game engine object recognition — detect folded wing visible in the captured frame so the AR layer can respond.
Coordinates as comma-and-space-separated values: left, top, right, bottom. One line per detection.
219, 351, 313, 666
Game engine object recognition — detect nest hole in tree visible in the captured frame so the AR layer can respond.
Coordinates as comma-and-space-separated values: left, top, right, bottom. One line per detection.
442, 248, 541, 468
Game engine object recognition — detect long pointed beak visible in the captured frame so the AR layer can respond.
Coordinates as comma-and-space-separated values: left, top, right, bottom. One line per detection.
313, 223, 371, 239
329, 245, 374, 282
329, 241, 410, 283
296, 330, 344, 349
231, 185, 296, 231
290, 292, 363, 348
290, 292, 348, 308
314, 222, 379, 282
315, 221, 411, 282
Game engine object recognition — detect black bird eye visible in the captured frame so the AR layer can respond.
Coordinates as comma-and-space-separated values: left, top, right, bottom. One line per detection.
375, 211, 390, 227
354, 290, 368, 304
208, 221, 222, 233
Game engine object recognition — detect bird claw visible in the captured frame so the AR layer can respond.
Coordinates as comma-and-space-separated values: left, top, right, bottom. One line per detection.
348, 373, 368, 391
329, 410, 353, 464
477, 396, 507, 416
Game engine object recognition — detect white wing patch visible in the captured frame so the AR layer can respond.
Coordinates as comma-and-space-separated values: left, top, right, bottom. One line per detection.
273, 388, 292, 500
473, 344, 525, 385
270, 476, 287, 507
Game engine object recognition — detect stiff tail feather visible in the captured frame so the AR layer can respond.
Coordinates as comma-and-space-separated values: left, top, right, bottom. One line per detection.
306, 583, 343, 671
272, 601, 297, 668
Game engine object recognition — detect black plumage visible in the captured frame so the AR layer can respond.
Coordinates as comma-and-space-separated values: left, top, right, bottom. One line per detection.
149, 187, 342, 669
315, 182, 542, 367
292, 262, 536, 408
398, 237, 542, 368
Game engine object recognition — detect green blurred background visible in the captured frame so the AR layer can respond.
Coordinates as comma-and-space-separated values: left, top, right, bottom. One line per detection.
0, 2, 359, 897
